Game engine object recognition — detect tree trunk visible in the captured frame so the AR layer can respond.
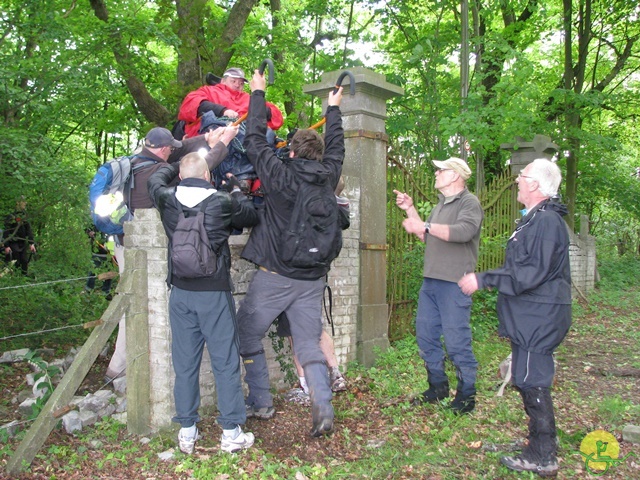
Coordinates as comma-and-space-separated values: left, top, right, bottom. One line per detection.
175, 0, 208, 88
207, 0, 261, 76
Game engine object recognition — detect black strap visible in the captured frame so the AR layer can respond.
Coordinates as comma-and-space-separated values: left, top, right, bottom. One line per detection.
322, 274, 335, 336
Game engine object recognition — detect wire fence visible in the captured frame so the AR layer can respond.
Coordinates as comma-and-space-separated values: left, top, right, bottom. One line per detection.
0, 271, 117, 344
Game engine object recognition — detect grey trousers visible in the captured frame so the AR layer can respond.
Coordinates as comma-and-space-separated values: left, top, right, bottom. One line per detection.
237, 269, 328, 408
169, 287, 246, 430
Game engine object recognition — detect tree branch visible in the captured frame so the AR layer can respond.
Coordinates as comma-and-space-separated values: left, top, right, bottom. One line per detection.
88, 0, 172, 126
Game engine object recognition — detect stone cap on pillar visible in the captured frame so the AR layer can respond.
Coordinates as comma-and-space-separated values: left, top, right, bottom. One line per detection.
500, 134, 559, 173
303, 67, 403, 120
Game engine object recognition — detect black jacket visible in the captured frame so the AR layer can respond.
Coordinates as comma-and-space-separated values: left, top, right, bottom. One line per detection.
241, 90, 345, 280
478, 199, 572, 353
3, 210, 34, 252
148, 164, 259, 291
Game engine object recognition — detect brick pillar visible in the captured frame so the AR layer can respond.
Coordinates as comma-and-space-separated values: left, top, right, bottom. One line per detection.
126, 212, 284, 432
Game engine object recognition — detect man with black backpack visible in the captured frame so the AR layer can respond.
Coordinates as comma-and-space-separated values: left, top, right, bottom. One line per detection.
148, 152, 258, 455
237, 70, 344, 437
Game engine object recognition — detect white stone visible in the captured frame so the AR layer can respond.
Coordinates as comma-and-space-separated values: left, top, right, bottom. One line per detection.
79, 409, 99, 427
18, 397, 37, 416
78, 393, 109, 413
62, 411, 83, 434
0, 348, 30, 363
111, 412, 127, 424
115, 396, 127, 413
157, 449, 175, 461
94, 389, 114, 401
113, 376, 127, 395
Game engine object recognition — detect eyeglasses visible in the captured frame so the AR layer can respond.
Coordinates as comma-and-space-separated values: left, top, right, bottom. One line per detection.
517, 173, 535, 181
436, 168, 452, 173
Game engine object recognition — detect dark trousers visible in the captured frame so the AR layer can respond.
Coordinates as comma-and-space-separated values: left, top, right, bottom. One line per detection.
415, 277, 478, 392
5, 248, 30, 275
510, 342, 555, 390
237, 269, 328, 409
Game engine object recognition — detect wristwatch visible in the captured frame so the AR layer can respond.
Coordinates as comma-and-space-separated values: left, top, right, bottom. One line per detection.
424, 222, 431, 234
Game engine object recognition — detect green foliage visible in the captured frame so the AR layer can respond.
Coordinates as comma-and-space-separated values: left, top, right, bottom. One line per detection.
596, 396, 640, 428
596, 256, 640, 291
470, 289, 499, 342
267, 329, 297, 387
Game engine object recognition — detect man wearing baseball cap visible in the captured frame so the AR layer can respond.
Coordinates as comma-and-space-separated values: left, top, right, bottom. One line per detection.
393, 157, 483, 414
105, 125, 239, 382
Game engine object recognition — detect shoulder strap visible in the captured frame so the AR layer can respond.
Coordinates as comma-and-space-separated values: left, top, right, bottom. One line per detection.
123, 157, 158, 206
322, 274, 335, 336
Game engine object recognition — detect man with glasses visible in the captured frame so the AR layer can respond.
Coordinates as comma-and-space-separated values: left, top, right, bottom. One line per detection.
178, 68, 285, 194
393, 157, 483, 414
459, 158, 570, 477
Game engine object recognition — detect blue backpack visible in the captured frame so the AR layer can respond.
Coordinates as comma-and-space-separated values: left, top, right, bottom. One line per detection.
89, 156, 155, 235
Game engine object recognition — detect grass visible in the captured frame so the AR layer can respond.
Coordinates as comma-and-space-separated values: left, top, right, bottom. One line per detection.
3, 255, 640, 479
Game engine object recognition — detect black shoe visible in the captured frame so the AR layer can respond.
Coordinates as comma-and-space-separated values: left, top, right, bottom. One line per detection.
450, 388, 476, 414
412, 381, 449, 405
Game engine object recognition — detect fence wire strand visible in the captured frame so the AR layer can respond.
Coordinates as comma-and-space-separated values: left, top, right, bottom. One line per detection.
0, 276, 92, 291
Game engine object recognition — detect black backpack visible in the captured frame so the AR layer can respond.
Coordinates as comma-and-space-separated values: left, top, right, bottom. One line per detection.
277, 164, 346, 269
170, 197, 217, 279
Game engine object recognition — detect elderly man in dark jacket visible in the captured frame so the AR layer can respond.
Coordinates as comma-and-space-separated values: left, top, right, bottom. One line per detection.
236, 70, 344, 437
148, 151, 258, 455
459, 158, 571, 477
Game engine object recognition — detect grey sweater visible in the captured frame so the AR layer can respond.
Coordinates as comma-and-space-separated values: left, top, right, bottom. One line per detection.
423, 188, 483, 283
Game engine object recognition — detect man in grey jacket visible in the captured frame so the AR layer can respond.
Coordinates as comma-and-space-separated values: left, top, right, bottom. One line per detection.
394, 157, 483, 414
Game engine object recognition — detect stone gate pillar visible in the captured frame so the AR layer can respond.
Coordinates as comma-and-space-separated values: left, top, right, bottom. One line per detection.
500, 134, 559, 175
304, 68, 403, 366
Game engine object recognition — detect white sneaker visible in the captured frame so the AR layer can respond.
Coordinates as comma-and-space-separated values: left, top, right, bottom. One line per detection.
220, 427, 255, 453
178, 426, 199, 454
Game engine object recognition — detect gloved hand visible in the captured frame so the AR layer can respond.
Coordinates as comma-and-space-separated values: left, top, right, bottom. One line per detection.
219, 173, 242, 193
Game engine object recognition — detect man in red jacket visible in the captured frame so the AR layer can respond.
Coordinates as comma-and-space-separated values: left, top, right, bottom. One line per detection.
178, 67, 284, 192
178, 68, 283, 138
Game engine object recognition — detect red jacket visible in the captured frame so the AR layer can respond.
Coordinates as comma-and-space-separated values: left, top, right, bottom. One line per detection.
178, 83, 284, 138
